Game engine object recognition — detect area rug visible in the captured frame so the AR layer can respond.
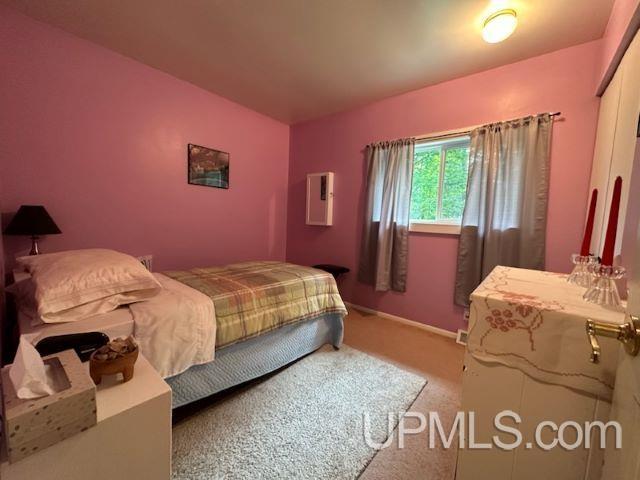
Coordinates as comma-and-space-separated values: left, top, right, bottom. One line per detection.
172, 345, 427, 480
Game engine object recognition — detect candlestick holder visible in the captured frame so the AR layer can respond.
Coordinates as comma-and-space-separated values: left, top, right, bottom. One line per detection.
583, 264, 626, 308
567, 254, 598, 288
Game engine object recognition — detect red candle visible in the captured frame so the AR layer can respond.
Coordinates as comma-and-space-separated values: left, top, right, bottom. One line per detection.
601, 176, 622, 266
580, 189, 598, 256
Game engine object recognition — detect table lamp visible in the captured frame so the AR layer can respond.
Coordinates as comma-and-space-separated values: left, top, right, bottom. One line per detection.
3, 205, 61, 255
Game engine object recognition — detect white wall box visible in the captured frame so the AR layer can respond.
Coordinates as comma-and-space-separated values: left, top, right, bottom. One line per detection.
306, 172, 334, 226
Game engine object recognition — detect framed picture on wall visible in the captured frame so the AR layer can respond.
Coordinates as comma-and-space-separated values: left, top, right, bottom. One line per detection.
187, 143, 230, 189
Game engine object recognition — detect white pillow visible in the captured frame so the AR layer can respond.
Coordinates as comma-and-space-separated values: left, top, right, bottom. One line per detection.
17, 249, 161, 323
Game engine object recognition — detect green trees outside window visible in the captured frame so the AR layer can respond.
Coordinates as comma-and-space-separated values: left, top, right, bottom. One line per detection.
410, 138, 470, 223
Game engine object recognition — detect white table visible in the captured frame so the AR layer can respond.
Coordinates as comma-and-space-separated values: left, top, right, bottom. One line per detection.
1, 354, 172, 480
456, 267, 625, 480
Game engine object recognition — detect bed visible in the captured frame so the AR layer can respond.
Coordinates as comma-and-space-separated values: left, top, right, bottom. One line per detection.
16, 257, 347, 408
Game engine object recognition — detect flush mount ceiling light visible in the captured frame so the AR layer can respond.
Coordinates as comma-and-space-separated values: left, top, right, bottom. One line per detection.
482, 9, 518, 43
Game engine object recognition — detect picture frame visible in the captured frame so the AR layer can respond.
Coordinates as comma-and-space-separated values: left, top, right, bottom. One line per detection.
187, 143, 230, 189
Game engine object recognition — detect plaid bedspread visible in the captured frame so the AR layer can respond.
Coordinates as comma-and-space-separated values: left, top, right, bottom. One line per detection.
164, 261, 347, 348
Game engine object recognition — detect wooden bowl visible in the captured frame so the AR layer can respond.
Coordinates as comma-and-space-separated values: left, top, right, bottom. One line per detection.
89, 347, 139, 385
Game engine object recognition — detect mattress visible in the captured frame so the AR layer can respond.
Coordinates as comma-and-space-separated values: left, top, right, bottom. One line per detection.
18, 307, 134, 342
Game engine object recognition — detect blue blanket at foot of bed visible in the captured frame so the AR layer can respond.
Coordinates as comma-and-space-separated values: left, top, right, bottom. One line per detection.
168, 313, 344, 408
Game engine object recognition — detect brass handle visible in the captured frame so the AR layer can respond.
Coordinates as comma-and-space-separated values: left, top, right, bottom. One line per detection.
586, 322, 602, 363
586, 315, 640, 364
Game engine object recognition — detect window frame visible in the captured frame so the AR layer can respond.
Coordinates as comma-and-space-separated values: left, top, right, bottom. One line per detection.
409, 135, 471, 235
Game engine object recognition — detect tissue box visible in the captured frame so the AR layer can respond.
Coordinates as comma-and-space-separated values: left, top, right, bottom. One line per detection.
1, 349, 97, 463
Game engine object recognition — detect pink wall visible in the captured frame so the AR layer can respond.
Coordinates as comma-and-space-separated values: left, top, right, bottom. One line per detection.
287, 41, 603, 332
598, 0, 640, 88
0, 6, 615, 335
0, 7, 290, 271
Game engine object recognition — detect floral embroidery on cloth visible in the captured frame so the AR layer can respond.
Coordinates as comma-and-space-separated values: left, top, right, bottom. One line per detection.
466, 266, 624, 400
476, 268, 564, 351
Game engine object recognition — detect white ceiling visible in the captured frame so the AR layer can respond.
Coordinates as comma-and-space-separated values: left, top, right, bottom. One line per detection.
3, 0, 615, 124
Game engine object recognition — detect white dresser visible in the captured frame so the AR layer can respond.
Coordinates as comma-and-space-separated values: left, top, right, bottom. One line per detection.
456, 267, 625, 480
1, 354, 172, 480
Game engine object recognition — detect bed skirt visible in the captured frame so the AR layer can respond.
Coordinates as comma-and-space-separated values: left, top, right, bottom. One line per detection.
168, 313, 345, 408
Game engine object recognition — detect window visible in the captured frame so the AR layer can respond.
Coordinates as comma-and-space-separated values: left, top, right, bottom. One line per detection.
410, 135, 471, 234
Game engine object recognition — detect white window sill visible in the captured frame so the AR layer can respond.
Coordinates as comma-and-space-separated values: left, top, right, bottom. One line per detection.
409, 222, 461, 235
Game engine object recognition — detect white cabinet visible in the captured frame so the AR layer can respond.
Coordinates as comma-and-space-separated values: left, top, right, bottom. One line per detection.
587, 64, 622, 256
456, 267, 624, 480
457, 355, 611, 480
588, 30, 640, 260
306, 172, 334, 226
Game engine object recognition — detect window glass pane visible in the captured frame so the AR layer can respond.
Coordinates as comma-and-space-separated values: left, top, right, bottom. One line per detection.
441, 146, 469, 221
410, 147, 441, 221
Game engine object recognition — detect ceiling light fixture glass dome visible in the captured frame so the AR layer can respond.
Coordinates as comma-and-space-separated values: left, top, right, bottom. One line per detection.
482, 9, 518, 44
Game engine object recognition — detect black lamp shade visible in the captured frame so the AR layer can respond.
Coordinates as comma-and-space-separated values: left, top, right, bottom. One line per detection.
4, 205, 61, 236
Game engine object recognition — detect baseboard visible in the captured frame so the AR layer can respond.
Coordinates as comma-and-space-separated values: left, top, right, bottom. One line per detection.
344, 302, 457, 339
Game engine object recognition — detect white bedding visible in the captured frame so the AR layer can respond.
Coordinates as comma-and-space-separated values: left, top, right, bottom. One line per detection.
129, 273, 216, 378
17, 249, 161, 323
20, 306, 134, 341
19, 272, 216, 379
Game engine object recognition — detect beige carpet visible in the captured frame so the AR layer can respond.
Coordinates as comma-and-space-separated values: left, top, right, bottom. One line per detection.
344, 307, 464, 480
172, 344, 427, 480
172, 307, 464, 479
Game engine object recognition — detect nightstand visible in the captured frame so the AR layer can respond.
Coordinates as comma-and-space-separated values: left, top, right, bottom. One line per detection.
1, 354, 172, 479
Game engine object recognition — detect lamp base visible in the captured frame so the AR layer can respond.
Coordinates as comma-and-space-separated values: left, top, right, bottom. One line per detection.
29, 236, 40, 255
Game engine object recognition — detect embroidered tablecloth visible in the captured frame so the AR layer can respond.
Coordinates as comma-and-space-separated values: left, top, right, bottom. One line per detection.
468, 266, 626, 400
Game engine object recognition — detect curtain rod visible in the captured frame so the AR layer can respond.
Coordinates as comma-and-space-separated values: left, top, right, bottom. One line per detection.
414, 111, 562, 142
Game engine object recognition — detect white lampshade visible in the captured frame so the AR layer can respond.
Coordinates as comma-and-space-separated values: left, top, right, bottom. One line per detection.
482, 9, 518, 44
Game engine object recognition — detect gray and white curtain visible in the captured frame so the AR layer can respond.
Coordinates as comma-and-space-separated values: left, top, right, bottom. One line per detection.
358, 138, 415, 292
454, 114, 553, 306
